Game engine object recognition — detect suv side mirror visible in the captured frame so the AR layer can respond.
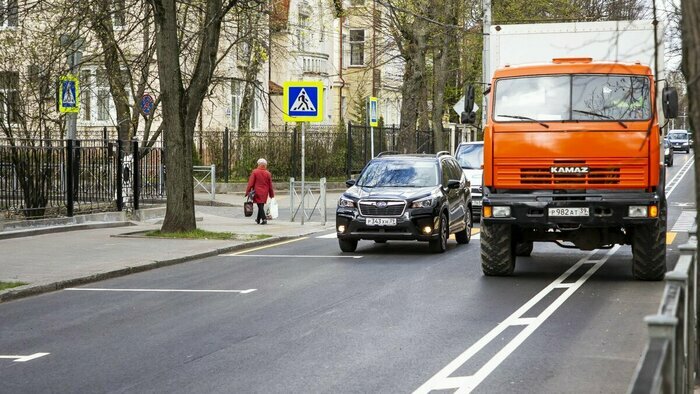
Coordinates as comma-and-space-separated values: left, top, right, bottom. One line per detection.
447, 179, 461, 189
345, 179, 356, 187
662, 86, 679, 119
460, 85, 476, 125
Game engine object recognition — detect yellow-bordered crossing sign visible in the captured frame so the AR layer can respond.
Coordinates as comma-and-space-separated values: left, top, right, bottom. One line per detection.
58, 74, 80, 113
369, 96, 379, 127
283, 81, 323, 122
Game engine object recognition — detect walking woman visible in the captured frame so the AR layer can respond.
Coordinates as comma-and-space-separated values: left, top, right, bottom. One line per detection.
245, 158, 275, 224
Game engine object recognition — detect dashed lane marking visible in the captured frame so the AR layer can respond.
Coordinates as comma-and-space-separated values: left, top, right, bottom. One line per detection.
225, 237, 308, 255
414, 245, 621, 393
666, 154, 694, 197
0, 353, 50, 362
671, 210, 697, 233
225, 254, 362, 259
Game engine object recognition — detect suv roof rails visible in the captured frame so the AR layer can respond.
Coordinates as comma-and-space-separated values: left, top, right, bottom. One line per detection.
436, 151, 451, 158
376, 151, 400, 157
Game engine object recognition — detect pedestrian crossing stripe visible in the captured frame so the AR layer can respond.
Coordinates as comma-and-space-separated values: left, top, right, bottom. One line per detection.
290, 88, 317, 112
671, 210, 696, 232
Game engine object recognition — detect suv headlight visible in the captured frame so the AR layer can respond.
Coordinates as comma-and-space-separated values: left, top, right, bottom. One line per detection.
338, 196, 356, 208
411, 196, 435, 208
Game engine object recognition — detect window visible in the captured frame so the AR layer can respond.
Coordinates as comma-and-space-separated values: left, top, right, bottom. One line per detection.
349, 29, 364, 66
0, 71, 19, 124
96, 69, 111, 121
78, 67, 115, 123
298, 12, 310, 51
111, 0, 125, 29
80, 70, 91, 121
0, 0, 18, 28
231, 80, 241, 129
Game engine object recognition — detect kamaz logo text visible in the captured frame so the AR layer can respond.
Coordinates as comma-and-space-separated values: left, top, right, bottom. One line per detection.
550, 166, 589, 174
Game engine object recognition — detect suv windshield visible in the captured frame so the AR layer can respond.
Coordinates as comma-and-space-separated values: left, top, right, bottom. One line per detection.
494, 74, 651, 122
668, 132, 688, 140
356, 160, 438, 187
455, 144, 484, 169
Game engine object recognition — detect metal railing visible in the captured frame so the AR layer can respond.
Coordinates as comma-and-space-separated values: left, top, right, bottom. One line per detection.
289, 177, 326, 225
193, 165, 216, 200
629, 226, 698, 393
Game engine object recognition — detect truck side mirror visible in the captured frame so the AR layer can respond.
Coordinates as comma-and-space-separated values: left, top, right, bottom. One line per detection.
460, 85, 476, 124
662, 86, 678, 119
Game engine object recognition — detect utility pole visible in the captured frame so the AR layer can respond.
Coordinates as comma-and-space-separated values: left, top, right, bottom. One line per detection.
481, 0, 491, 130
59, 34, 83, 140
372, 0, 377, 97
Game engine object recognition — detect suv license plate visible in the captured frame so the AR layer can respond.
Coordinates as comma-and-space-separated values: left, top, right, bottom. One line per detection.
549, 207, 589, 217
366, 218, 397, 226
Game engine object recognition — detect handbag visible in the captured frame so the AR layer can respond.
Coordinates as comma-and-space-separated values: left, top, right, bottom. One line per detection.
243, 193, 254, 217
268, 197, 279, 219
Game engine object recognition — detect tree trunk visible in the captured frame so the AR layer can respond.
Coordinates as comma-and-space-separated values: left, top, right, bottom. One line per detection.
431, 0, 456, 152
149, 0, 229, 233
681, 0, 700, 219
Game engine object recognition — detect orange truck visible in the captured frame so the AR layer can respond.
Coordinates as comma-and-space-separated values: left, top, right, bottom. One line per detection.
461, 21, 679, 280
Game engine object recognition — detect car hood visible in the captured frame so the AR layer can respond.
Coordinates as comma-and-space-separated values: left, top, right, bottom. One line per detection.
462, 169, 482, 187
344, 186, 437, 201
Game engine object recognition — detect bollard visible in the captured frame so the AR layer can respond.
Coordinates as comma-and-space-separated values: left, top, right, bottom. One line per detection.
321, 177, 327, 225
289, 177, 295, 222
211, 164, 216, 200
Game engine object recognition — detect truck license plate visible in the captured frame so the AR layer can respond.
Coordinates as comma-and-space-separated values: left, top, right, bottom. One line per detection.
366, 218, 397, 226
473, 199, 482, 206
549, 207, 589, 217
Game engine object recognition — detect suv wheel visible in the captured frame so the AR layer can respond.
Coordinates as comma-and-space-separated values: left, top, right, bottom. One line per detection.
339, 238, 358, 253
480, 222, 515, 275
429, 213, 448, 253
455, 211, 472, 245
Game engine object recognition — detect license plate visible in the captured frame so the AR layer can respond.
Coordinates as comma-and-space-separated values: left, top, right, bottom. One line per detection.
473, 199, 482, 206
366, 217, 397, 226
548, 207, 589, 217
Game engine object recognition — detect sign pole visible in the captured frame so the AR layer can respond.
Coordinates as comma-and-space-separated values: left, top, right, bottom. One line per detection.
371, 125, 375, 158
301, 122, 306, 225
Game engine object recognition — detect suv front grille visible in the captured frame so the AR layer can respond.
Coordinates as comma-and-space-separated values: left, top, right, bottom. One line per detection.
358, 200, 406, 217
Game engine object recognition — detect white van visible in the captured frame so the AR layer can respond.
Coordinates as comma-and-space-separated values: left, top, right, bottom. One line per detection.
455, 142, 483, 217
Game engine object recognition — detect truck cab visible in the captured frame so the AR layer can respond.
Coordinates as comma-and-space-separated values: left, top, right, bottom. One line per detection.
470, 58, 677, 280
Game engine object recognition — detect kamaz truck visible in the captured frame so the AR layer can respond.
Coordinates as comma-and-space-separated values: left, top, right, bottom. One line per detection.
461, 21, 679, 280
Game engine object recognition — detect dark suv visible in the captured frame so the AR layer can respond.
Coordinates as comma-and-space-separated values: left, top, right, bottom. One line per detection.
336, 152, 473, 253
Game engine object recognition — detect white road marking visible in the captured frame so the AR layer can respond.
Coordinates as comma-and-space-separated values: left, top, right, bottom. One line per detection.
671, 210, 697, 233
414, 245, 620, 394
666, 154, 694, 197
65, 288, 257, 294
224, 254, 362, 259
226, 237, 308, 256
316, 232, 338, 239
0, 353, 50, 362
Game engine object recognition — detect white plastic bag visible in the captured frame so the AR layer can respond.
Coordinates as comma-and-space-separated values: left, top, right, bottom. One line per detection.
268, 197, 279, 219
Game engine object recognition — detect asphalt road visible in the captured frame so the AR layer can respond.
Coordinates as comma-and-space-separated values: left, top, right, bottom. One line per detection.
0, 152, 695, 393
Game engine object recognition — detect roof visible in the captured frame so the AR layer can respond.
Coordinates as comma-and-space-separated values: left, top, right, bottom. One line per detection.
493, 60, 653, 79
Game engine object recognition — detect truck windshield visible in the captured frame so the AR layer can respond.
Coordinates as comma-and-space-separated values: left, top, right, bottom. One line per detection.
494, 74, 651, 122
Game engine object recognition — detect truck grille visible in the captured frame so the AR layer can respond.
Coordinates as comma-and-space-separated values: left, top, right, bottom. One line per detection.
358, 200, 406, 217
495, 159, 647, 188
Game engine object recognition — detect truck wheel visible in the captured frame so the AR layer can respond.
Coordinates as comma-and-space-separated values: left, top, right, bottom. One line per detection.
481, 222, 515, 276
455, 211, 472, 245
515, 241, 533, 257
631, 221, 666, 281
339, 239, 358, 253
429, 213, 449, 253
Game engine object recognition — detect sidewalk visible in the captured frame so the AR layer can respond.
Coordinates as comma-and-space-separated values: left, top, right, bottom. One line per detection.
0, 198, 338, 303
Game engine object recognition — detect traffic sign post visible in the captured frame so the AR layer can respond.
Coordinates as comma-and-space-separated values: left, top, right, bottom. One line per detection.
283, 81, 324, 225
368, 97, 378, 157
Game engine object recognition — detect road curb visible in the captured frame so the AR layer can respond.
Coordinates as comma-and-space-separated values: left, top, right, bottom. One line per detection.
0, 235, 298, 304
0, 222, 135, 240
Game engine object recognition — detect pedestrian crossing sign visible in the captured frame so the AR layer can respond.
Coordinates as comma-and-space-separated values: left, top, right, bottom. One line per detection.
283, 81, 323, 122
369, 96, 378, 127
58, 74, 80, 113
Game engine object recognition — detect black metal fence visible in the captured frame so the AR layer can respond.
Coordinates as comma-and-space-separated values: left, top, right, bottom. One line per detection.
0, 138, 165, 220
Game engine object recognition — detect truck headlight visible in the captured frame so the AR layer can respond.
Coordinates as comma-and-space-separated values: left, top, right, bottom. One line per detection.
493, 206, 511, 218
628, 206, 648, 217
338, 196, 356, 208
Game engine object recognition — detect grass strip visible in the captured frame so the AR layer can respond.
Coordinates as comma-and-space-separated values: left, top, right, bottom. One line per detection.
145, 229, 270, 241
0, 281, 28, 291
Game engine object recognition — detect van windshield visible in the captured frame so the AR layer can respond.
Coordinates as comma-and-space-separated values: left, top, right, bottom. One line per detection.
668, 132, 688, 140
494, 74, 651, 122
